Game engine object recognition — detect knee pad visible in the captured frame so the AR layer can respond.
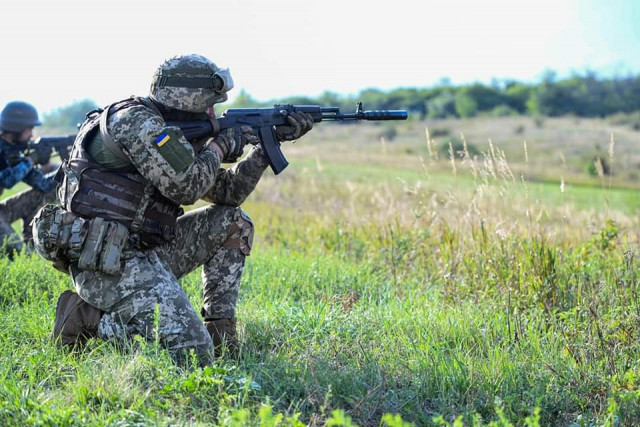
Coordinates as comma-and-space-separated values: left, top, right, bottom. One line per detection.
222, 209, 254, 256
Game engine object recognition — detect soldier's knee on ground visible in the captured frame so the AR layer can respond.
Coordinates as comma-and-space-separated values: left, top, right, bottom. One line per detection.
222, 209, 254, 256
52, 290, 104, 347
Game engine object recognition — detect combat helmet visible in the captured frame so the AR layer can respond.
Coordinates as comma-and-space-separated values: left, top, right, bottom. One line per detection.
0, 101, 42, 132
149, 54, 233, 113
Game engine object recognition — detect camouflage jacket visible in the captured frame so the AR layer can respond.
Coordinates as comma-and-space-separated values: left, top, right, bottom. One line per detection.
101, 102, 270, 207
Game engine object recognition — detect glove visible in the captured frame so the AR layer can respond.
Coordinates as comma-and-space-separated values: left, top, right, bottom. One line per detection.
274, 112, 314, 142
213, 125, 260, 162
29, 147, 52, 166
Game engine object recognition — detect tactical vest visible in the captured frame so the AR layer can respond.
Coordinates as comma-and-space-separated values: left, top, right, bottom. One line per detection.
58, 97, 183, 248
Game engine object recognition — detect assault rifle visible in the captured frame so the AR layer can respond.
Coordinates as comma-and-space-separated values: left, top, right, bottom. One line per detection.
167, 102, 408, 174
2, 134, 75, 166
30, 135, 76, 163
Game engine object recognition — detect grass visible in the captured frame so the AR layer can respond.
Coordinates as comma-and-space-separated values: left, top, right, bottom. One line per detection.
1, 116, 639, 425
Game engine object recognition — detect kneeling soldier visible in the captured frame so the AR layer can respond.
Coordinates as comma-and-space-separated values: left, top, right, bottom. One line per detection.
33, 54, 313, 365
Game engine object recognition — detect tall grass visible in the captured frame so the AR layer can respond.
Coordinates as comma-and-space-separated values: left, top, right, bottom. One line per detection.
0, 118, 639, 425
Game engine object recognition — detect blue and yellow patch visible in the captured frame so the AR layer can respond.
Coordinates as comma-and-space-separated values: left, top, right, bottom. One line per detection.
152, 127, 194, 174
154, 132, 171, 147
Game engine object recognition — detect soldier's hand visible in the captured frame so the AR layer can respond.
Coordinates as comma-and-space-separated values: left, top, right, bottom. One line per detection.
28, 148, 51, 166
212, 126, 259, 162
275, 112, 314, 142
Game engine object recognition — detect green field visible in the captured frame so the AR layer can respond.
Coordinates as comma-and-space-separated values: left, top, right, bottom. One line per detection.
1, 117, 639, 426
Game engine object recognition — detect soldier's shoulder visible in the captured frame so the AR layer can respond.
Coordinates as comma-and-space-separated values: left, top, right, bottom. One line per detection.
111, 102, 160, 124
109, 102, 165, 137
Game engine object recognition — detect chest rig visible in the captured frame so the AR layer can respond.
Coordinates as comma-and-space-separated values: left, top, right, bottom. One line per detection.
58, 97, 183, 248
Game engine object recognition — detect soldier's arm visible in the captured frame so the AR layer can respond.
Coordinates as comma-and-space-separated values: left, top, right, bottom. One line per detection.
202, 145, 270, 206
22, 168, 56, 193
0, 159, 34, 189
110, 105, 222, 205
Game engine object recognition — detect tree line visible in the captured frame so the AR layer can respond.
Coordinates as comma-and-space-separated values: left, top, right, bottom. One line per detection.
43, 71, 640, 129
230, 71, 640, 120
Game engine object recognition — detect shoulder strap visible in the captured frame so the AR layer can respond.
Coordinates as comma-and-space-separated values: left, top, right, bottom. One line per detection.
136, 96, 163, 116
98, 96, 160, 163
99, 104, 131, 162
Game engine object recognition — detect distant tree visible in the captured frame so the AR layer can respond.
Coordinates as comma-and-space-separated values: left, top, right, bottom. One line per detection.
489, 104, 519, 117
43, 99, 98, 130
504, 83, 531, 113
454, 93, 478, 118
382, 88, 426, 112
279, 95, 317, 105
541, 69, 557, 84
317, 91, 346, 109
458, 84, 508, 113
209, 71, 640, 122
426, 91, 457, 119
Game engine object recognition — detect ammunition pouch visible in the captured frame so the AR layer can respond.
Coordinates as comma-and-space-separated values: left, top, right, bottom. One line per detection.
32, 204, 131, 275
64, 166, 181, 248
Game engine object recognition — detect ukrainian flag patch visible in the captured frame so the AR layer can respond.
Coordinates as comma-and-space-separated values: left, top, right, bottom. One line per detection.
155, 132, 171, 147
152, 127, 194, 174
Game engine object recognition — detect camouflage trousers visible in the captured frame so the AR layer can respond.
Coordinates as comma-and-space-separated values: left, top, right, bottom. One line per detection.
0, 187, 57, 254
70, 204, 253, 365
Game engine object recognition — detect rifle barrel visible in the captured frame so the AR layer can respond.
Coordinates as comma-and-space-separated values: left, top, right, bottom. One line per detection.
321, 110, 408, 121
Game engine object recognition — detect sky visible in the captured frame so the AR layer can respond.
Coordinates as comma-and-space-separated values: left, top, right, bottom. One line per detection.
1, 0, 639, 115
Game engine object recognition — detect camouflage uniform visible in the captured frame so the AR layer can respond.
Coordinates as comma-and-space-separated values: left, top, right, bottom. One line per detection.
38, 54, 312, 365
67, 101, 269, 365
0, 136, 56, 253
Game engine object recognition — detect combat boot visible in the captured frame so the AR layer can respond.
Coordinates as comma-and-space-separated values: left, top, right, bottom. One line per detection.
52, 290, 104, 347
204, 317, 238, 357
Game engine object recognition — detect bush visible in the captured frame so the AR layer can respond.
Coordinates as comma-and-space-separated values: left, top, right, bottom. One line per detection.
533, 116, 545, 128
426, 91, 457, 119
609, 112, 640, 131
378, 126, 398, 141
438, 139, 481, 159
454, 93, 478, 118
585, 154, 612, 177
429, 128, 450, 138
489, 104, 519, 117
